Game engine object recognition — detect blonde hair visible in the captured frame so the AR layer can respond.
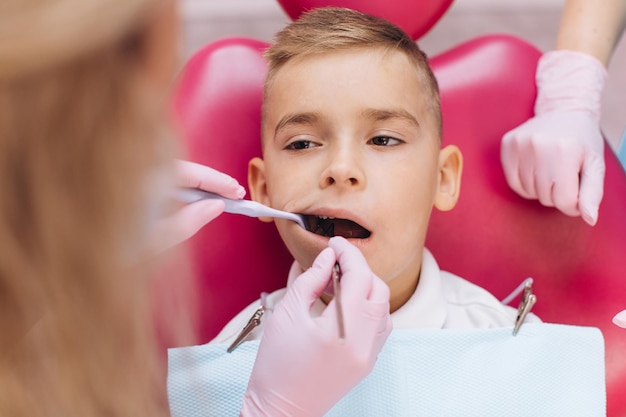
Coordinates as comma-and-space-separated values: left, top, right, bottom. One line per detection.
263, 7, 442, 138
0, 1, 186, 416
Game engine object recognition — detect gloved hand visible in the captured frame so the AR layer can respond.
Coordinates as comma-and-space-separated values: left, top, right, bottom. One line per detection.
501, 50, 607, 226
241, 236, 392, 417
613, 310, 626, 328
148, 160, 245, 254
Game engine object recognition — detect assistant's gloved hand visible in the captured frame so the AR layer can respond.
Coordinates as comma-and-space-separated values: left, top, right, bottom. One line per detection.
241, 236, 392, 417
148, 160, 245, 254
501, 50, 607, 226
613, 310, 626, 328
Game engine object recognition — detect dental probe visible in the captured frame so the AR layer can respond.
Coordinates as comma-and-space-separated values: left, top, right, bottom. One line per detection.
176, 187, 307, 229
333, 262, 345, 343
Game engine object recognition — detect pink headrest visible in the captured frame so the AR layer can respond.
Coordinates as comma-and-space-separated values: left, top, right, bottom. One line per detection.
275, 0, 453, 40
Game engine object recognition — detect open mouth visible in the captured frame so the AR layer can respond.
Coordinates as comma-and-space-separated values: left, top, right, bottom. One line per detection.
302, 215, 371, 239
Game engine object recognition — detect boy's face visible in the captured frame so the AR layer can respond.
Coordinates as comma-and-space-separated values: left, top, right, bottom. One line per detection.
250, 48, 461, 309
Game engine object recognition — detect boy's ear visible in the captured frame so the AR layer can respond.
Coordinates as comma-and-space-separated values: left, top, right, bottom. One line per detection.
434, 145, 463, 211
248, 157, 275, 223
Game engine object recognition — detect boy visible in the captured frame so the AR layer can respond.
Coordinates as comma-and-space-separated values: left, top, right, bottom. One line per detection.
212, 7, 538, 346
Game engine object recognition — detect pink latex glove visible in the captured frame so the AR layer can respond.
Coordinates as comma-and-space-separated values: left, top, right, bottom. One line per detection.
501, 50, 607, 226
148, 160, 245, 254
241, 236, 392, 417
613, 310, 626, 328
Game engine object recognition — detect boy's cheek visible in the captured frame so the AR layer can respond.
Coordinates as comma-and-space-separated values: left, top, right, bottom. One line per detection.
278, 230, 321, 270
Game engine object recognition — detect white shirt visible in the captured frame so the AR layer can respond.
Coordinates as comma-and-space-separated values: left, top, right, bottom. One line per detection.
210, 248, 540, 345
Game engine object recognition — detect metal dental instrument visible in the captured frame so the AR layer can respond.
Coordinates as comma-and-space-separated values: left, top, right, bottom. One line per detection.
333, 262, 346, 343
512, 280, 537, 336
227, 292, 269, 353
227, 264, 346, 352
227, 305, 265, 353
176, 188, 306, 229
500, 277, 533, 305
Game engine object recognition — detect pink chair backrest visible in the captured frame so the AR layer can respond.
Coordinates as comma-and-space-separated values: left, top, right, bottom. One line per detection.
275, 0, 453, 40
172, 37, 291, 339
173, 35, 626, 416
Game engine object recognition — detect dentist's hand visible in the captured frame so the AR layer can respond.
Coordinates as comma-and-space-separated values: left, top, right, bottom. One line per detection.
501, 50, 607, 226
150, 160, 245, 254
241, 237, 392, 417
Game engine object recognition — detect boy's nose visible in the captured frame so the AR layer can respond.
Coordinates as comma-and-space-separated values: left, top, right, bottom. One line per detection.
319, 152, 366, 190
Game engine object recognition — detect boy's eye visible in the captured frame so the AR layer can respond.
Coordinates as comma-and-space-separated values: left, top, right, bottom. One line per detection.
285, 140, 318, 150
369, 136, 402, 146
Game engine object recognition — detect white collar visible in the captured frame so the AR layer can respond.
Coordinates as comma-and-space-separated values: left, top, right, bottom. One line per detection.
286, 248, 447, 327
390, 248, 446, 329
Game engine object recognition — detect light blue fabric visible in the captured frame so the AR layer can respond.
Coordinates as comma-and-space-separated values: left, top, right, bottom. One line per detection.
618, 129, 626, 171
168, 324, 605, 417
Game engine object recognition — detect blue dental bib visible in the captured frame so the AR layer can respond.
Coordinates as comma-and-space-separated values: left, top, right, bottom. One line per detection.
168, 324, 605, 417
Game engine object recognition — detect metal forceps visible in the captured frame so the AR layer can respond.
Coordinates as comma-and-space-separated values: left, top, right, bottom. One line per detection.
227, 293, 268, 353
512, 279, 537, 336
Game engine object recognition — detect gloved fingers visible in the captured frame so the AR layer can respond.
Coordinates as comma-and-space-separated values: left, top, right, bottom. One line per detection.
381, 313, 393, 337
578, 152, 605, 226
323, 238, 391, 339
286, 259, 305, 282
534, 150, 581, 215
501, 129, 532, 199
328, 237, 376, 301
175, 159, 246, 199
370, 312, 393, 355
513, 133, 579, 213
503, 127, 550, 200
315, 295, 390, 364
281, 247, 336, 310
351, 294, 391, 333
367, 270, 390, 304
328, 237, 391, 334
317, 288, 390, 336
612, 310, 626, 328
548, 176, 582, 217
248, 245, 389, 417
515, 141, 539, 200
148, 199, 225, 254
358, 297, 392, 337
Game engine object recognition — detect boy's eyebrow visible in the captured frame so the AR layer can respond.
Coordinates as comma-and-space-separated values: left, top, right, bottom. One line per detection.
361, 108, 421, 128
274, 112, 322, 135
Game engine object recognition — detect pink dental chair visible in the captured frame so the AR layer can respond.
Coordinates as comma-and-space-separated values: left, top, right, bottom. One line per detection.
171, 8, 626, 416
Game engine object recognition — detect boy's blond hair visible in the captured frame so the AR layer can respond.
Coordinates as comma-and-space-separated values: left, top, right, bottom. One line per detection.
263, 7, 442, 138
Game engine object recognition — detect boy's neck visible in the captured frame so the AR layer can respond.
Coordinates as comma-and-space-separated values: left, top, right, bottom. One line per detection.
388, 271, 420, 313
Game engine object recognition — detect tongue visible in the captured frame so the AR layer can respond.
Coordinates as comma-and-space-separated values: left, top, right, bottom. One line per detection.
314, 218, 371, 239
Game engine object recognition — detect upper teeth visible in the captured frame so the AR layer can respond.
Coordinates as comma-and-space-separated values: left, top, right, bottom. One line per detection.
318, 216, 335, 220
